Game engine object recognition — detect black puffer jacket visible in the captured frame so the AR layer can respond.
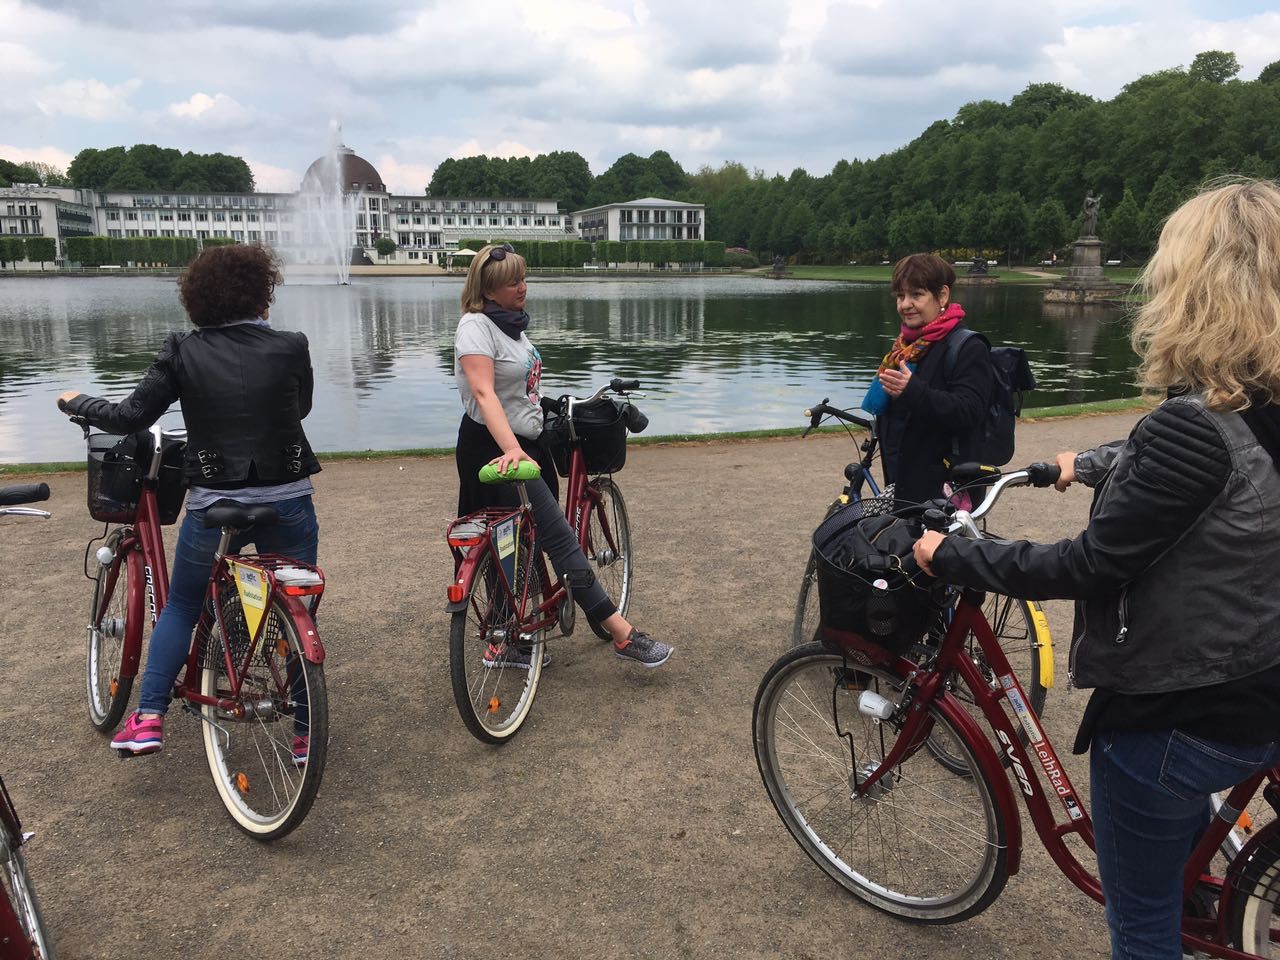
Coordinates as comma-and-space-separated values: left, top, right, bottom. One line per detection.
64, 323, 320, 487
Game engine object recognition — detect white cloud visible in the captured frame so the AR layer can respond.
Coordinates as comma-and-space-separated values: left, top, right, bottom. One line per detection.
372, 155, 435, 195
245, 158, 300, 193
0, 41, 56, 80
0, 143, 75, 170
165, 92, 253, 128
34, 77, 141, 120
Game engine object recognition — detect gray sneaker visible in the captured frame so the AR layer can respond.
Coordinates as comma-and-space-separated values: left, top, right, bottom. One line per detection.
614, 630, 672, 668
483, 642, 550, 670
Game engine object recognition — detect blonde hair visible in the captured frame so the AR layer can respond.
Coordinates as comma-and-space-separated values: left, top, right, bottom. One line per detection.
1132, 177, 1280, 410
460, 244, 527, 313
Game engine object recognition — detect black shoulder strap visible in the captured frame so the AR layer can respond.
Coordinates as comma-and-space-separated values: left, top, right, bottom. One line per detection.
942, 327, 988, 384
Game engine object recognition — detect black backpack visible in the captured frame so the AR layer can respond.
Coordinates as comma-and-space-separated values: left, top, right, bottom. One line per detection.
944, 329, 1037, 466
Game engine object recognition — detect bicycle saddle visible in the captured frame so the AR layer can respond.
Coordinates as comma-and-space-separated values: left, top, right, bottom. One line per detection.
201, 501, 280, 530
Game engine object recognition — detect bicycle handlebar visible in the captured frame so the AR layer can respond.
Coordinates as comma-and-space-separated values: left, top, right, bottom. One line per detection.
801, 398, 873, 437
0, 483, 50, 506
945, 461, 1061, 537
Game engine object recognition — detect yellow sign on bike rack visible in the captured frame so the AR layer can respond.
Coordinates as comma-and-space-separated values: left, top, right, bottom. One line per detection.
228, 559, 269, 641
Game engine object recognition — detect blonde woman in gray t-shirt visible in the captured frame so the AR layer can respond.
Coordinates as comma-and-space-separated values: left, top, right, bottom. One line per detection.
453, 244, 672, 668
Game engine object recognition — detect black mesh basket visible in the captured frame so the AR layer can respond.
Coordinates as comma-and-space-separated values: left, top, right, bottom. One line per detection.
87, 432, 187, 525
812, 504, 936, 654
543, 399, 628, 477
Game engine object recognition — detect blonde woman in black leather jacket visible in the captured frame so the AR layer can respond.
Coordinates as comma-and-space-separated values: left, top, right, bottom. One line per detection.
915, 179, 1280, 960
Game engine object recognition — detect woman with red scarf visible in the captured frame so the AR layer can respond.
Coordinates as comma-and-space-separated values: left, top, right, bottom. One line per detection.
861, 253, 994, 507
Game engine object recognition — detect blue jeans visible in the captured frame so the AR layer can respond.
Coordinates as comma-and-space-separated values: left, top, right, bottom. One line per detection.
1090, 729, 1280, 960
138, 495, 320, 715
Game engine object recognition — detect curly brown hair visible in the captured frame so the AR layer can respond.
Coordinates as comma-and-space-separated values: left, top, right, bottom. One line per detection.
178, 243, 283, 327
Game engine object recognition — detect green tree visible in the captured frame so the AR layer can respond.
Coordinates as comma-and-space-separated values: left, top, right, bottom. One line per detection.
374, 236, 398, 261
1030, 198, 1071, 259
990, 192, 1030, 266
0, 237, 26, 269
24, 237, 56, 269
1140, 173, 1183, 250
1102, 187, 1143, 262
1189, 50, 1241, 84
1259, 60, 1280, 84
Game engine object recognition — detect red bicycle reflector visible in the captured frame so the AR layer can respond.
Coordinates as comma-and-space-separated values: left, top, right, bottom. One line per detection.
281, 583, 323, 597
447, 584, 466, 603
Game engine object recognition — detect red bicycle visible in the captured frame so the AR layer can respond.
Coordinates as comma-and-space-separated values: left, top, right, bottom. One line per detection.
1, 482, 54, 960
753, 463, 1279, 956
73, 421, 330, 840
445, 378, 641, 744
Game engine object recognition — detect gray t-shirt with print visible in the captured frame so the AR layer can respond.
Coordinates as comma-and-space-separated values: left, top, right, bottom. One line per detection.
454, 311, 545, 439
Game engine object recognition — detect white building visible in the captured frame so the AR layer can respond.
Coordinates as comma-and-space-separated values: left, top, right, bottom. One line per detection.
0, 184, 98, 259
2, 143, 576, 268
572, 197, 705, 243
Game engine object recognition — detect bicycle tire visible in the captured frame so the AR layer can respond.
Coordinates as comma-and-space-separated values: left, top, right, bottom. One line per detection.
86, 529, 140, 732
1227, 821, 1280, 957
0, 819, 54, 960
585, 478, 632, 641
753, 644, 1009, 923
449, 541, 546, 744
200, 593, 328, 841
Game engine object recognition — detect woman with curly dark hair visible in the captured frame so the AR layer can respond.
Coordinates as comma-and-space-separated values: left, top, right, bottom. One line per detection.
57, 243, 321, 760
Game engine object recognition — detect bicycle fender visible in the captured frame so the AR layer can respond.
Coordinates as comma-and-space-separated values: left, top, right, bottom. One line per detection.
1029, 600, 1056, 688
122, 546, 146, 678
933, 690, 1025, 876
279, 595, 325, 663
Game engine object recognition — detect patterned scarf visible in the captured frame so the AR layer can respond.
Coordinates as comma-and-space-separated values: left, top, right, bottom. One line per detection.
876, 302, 965, 375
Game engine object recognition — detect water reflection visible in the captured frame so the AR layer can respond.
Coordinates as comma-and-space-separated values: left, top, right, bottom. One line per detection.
0, 276, 1137, 463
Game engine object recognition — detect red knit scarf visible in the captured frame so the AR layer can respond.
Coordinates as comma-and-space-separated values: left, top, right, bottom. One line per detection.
877, 302, 965, 373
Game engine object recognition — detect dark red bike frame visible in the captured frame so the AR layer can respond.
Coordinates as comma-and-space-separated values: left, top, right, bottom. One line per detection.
0, 778, 36, 960
447, 442, 620, 633
823, 589, 1280, 960
100, 470, 326, 716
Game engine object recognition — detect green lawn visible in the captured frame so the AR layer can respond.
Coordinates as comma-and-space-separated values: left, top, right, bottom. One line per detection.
783, 264, 1143, 285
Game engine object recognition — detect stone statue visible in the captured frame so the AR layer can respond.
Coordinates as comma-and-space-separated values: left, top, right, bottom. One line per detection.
967, 257, 988, 276
1081, 191, 1101, 238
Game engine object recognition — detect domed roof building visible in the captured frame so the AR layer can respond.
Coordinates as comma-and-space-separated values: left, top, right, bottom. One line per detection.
300, 142, 386, 194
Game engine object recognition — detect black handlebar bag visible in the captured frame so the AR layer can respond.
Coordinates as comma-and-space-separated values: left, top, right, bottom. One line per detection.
812, 506, 937, 654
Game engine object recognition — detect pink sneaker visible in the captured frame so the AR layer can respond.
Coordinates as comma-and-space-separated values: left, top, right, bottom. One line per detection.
111, 712, 163, 755
291, 735, 309, 767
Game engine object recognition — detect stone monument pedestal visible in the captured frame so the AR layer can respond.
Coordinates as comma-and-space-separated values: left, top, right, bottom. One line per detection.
1043, 237, 1127, 304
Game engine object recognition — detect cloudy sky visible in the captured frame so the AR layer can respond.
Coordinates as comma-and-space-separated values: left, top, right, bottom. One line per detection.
2, 0, 1278, 194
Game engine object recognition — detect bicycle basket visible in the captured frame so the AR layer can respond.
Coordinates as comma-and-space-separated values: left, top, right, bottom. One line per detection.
543, 399, 628, 477
87, 432, 187, 525
812, 505, 936, 654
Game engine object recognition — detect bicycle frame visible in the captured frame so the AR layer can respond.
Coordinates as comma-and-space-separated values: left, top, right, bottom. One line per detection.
446, 439, 620, 635
828, 591, 1280, 959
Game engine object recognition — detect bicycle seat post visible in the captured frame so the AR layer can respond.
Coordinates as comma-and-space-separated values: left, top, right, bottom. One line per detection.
214, 528, 235, 561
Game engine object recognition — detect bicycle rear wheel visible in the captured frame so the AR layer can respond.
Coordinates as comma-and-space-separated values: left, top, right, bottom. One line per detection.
0, 815, 54, 960
449, 542, 546, 744
200, 593, 328, 841
1228, 822, 1280, 957
86, 529, 139, 732
753, 644, 1008, 923
585, 478, 632, 641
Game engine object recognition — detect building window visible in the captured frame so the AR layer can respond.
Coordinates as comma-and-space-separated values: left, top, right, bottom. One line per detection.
230, 213, 242, 222
231, 230, 244, 240
160, 213, 174, 221
108, 229, 122, 238
127, 229, 140, 237
177, 212, 191, 221
213, 212, 226, 221
521, 217, 529, 226
179, 230, 192, 237
430, 216, 439, 225
248, 230, 259, 240
445, 217, 454, 225
398, 216, 408, 225
550, 217, 560, 226
534, 216, 545, 226
107, 210, 120, 221
505, 217, 514, 226
247, 213, 259, 222
144, 229, 157, 237
197, 230, 209, 239
161, 229, 174, 237
460, 216, 469, 226
489, 216, 499, 226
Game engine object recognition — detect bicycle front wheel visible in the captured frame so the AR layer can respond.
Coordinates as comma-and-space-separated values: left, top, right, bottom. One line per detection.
791, 549, 821, 648
0, 820, 55, 960
753, 644, 1009, 923
1228, 823, 1280, 957
200, 594, 328, 841
449, 545, 546, 744
585, 478, 632, 641
86, 529, 140, 732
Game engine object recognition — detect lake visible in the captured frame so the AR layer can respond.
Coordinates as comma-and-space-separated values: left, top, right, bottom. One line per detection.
0, 274, 1135, 463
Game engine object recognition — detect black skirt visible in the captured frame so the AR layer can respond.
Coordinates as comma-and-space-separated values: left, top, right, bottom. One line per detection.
455, 413, 559, 515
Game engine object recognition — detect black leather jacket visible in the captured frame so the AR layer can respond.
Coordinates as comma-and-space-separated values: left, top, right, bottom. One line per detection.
65, 323, 321, 487
933, 396, 1280, 694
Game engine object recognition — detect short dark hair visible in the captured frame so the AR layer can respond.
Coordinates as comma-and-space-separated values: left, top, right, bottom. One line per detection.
178, 243, 283, 327
891, 253, 955, 297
